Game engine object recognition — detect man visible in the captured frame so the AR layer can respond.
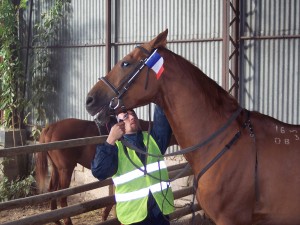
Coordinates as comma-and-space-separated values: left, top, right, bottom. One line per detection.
91, 105, 174, 225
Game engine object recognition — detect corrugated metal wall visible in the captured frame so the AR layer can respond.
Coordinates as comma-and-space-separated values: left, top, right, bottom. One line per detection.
23, 0, 223, 124
109, 0, 223, 120
23, 0, 107, 123
22, 0, 299, 127
240, 0, 300, 124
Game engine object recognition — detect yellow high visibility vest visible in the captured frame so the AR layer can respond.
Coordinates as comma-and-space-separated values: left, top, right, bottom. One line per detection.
113, 132, 174, 224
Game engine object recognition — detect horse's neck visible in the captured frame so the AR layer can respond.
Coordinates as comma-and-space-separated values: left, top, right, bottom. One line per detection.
160, 83, 222, 148
158, 53, 238, 149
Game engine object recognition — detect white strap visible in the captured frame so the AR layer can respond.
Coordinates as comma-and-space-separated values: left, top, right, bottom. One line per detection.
115, 181, 171, 202
113, 161, 167, 185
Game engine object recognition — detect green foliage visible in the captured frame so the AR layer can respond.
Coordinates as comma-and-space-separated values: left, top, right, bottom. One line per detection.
29, 0, 71, 125
0, 0, 27, 129
0, 174, 36, 202
1, 0, 71, 129
35, 0, 70, 41
0, 159, 36, 202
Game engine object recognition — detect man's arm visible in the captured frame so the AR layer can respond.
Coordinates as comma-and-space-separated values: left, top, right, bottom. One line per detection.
150, 105, 172, 155
91, 120, 126, 180
91, 143, 118, 180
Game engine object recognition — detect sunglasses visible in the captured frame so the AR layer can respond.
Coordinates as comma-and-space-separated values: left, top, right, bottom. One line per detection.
117, 112, 128, 122
117, 111, 136, 122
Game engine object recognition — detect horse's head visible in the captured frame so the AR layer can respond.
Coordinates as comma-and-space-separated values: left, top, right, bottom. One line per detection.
86, 29, 168, 122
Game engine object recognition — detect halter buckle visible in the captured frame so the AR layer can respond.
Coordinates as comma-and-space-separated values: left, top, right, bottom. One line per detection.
109, 97, 120, 110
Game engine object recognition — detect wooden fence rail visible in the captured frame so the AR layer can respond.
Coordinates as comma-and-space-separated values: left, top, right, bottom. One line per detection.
2, 186, 195, 225
0, 163, 189, 211
0, 180, 110, 211
0, 137, 200, 224
0, 136, 108, 157
1, 164, 194, 225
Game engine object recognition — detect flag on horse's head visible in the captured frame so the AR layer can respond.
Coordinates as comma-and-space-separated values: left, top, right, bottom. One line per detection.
145, 49, 164, 79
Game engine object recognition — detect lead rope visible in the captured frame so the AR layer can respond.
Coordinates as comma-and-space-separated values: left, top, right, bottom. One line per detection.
144, 103, 152, 175
122, 130, 243, 224
121, 103, 180, 221
120, 107, 243, 223
145, 104, 180, 221
94, 119, 103, 136
121, 107, 243, 158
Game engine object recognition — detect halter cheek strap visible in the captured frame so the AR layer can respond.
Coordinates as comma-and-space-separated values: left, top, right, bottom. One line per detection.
99, 77, 120, 96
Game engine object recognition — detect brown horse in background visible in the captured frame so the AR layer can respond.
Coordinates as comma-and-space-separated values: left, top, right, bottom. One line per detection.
35, 118, 112, 225
35, 117, 176, 225
85, 30, 300, 225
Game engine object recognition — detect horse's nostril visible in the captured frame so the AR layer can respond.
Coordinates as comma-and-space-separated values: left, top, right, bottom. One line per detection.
86, 96, 94, 107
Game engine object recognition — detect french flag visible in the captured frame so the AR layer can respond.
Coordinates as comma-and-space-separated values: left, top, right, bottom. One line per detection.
145, 49, 164, 79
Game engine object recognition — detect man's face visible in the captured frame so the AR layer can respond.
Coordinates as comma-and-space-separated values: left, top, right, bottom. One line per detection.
117, 110, 140, 134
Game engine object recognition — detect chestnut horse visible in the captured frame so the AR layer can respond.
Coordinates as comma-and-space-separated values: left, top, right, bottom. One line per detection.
35, 118, 113, 225
85, 29, 300, 225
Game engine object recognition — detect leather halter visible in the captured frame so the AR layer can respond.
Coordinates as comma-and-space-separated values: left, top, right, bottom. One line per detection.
99, 46, 153, 112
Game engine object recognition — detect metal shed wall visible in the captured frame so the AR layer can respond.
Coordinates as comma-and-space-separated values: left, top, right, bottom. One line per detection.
113, 0, 223, 80
24, 0, 107, 123
21, 0, 300, 127
239, 0, 300, 124
23, 0, 223, 124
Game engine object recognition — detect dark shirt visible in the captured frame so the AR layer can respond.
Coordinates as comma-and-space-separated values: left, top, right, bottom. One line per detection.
91, 105, 171, 179
91, 106, 172, 223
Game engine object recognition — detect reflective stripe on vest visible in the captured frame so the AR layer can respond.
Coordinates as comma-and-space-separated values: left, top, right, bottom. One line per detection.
115, 181, 171, 202
113, 160, 167, 185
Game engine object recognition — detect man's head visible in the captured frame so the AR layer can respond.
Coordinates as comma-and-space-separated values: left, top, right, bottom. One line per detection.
117, 109, 140, 134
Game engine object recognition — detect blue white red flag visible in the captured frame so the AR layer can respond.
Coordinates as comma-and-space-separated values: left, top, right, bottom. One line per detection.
145, 49, 164, 79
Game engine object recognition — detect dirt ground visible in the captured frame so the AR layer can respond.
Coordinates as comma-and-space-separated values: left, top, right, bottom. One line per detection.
0, 195, 112, 225
0, 196, 214, 225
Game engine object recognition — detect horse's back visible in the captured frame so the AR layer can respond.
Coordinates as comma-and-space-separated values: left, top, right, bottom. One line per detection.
41, 118, 99, 142
251, 112, 300, 223
40, 118, 100, 169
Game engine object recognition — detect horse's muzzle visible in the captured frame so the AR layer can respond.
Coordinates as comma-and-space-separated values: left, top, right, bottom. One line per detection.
85, 95, 99, 116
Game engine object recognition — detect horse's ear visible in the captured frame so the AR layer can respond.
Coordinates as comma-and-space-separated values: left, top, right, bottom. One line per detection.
149, 29, 168, 49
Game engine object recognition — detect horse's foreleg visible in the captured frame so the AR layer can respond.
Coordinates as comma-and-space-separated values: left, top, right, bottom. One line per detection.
59, 167, 74, 225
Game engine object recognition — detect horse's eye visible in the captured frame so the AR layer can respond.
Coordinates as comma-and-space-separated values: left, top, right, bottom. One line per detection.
121, 61, 130, 68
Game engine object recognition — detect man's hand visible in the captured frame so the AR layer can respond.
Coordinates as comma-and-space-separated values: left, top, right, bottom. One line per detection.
106, 122, 125, 145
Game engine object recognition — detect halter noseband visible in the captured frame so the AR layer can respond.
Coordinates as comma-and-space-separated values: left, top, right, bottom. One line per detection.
99, 46, 154, 111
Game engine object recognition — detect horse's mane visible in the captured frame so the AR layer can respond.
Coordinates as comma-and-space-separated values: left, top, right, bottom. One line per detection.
162, 47, 239, 115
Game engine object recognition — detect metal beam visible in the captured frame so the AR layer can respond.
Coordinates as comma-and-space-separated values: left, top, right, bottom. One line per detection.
222, 0, 240, 100
105, 0, 112, 74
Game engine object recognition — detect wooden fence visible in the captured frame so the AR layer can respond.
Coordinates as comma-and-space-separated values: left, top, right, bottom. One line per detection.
0, 136, 201, 225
